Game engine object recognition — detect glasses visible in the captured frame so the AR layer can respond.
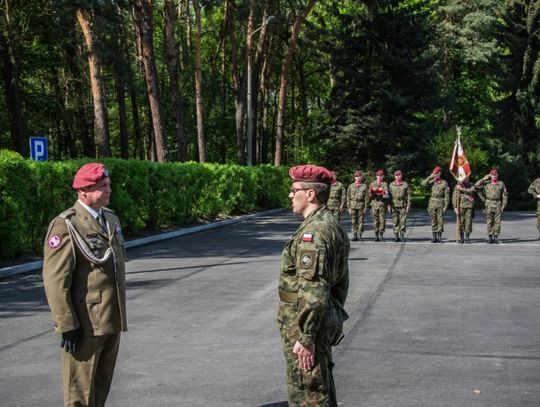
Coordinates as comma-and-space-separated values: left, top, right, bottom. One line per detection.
290, 187, 311, 194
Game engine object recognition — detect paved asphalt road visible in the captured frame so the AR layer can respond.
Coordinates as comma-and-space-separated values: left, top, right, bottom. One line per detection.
1, 210, 539, 406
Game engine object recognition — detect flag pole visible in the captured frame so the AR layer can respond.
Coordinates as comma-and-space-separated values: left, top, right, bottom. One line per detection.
454, 127, 462, 243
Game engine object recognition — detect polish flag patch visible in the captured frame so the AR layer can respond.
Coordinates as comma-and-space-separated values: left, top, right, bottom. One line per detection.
48, 235, 61, 249
302, 233, 313, 242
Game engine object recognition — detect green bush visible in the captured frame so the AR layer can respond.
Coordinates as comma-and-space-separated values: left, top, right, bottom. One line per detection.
0, 153, 290, 259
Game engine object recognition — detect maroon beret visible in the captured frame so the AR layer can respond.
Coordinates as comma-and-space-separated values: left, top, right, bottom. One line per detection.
432, 166, 442, 174
490, 168, 498, 176
354, 170, 362, 177
394, 169, 402, 176
72, 163, 109, 189
375, 169, 384, 176
289, 165, 333, 184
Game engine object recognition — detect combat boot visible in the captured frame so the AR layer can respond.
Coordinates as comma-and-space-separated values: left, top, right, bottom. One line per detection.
400, 233, 405, 242
352, 233, 358, 241
459, 232, 464, 244
374, 233, 379, 242
437, 232, 443, 243
487, 235, 493, 244
431, 232, 437, 243
358, 233, 363, 242
465, 233, 471, 244
493, 235, 499, 244
394, 233, 400, 242
379, 233, 385, 242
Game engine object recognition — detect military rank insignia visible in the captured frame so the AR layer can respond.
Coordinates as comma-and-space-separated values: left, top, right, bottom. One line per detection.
302, 233, 313, 242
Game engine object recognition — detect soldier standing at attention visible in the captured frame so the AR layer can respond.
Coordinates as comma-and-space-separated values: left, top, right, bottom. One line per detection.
474, 168, 508, 244
527, 176, 540, 240
453, 177, 476, 244
388, 169, 411, 242
422, 166, 450, 243
369, 169, 390, 241
327, 171, 346, 221
347, 170, 369, 241
43, 163, 127, 407
278, 165, 350, 407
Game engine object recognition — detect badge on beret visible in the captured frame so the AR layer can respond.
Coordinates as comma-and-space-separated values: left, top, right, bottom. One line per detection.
301, 253, 313, 268
302, 233, 313, 242
48, 235, 61, 249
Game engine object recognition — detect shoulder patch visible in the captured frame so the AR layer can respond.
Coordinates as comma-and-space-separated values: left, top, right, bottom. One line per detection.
302, 233, 313, 242
48, 235, 62, 249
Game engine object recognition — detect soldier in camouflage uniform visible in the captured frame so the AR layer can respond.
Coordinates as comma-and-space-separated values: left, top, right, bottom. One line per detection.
368, 169, 390, 242
475, 168, 508, 244
422, 166, 450, 243
347, 170, 369, 241
527, 177, 540, 240
327, 171, 347, 221
278, 165, 350, 407
388, 169, 411, 242
453, 177, 476, 244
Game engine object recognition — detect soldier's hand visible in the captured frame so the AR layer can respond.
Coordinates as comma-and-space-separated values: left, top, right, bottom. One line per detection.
293, 340, 315, 372
61, 328, 82, 354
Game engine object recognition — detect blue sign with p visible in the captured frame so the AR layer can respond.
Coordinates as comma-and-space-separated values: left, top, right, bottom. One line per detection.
29, 137, 48, 161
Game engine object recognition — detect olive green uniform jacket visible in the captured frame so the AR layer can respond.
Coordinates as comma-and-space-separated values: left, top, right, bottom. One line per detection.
527, 178, 540, 232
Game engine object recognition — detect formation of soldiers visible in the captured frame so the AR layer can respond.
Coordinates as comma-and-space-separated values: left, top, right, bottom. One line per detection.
327, 167, 540, 244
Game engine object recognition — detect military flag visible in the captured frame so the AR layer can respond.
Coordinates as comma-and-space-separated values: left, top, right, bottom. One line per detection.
449, 132, 471, 181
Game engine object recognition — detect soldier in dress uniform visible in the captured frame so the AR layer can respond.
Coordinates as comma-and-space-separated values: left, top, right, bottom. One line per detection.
327, 171, 347, 221
453, 177, 476, 244
388, 169, 411, 242
278, 165, 350, 407
527, 177, 540, 240
43, 163, 127, 407
422, 166, 450, 243
368, 169, 390, 242
347, 170, 369, 241
474, 168, 508, 244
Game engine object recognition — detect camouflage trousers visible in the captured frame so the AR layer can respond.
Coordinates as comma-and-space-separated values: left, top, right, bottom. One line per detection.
537, 206, 540, 232
427, 205, 445, 232
371, 205, 387, 234
391, 207, 408, 234
485, 204, 502, 235
328, 207, 341, 221
280, 327, 339, 407
350, 209, 366, 234
457, 207, 474, 234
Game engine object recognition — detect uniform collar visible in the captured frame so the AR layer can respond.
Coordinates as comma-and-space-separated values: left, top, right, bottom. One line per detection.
78, 199, 102, 220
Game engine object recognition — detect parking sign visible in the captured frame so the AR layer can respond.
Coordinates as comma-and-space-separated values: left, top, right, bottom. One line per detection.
29, 137, 48, 161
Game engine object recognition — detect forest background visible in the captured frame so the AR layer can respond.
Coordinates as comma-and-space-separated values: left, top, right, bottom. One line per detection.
0, 0, 539, 258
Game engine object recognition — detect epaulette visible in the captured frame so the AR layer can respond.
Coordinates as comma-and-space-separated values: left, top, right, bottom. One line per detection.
58, 208, 76, 219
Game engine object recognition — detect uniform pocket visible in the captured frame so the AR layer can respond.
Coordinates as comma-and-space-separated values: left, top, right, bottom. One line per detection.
86, 290, 101, 329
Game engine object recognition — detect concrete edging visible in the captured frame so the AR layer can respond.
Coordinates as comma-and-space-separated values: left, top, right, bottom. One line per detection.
0, 207, 286, 279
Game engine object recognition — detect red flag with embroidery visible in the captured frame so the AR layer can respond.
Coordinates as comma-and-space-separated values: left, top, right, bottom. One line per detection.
449, 137, 471, 181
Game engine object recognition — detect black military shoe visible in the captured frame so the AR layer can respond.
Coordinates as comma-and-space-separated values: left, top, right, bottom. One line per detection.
351, 233, 358, 241
465, 233, 471, 244
400, 233, 405, 242
358, 233, 363, 242
431, 232, 437, 243
379, 234, 385, 242
493, 235, 499, 244
394, 233, 400, 242
487, 235, 493, 244
459, 232, 464, 244
374, 233, 379, 242
438, 232, 443, 243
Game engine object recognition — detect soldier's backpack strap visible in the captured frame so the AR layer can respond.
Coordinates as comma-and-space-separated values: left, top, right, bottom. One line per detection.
64, 218, 114, 265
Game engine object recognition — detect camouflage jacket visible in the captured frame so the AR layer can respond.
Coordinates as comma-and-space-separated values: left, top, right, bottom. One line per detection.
528, 178, 540, 209
347, 182, 369, 210
368, 181, 389, 208
389, 181, 411, 209
327, 182, 347, 210
475, 179, 508, 209
277, 206, 350, 346
452, 181, 476, 209
422, 176, 449, 209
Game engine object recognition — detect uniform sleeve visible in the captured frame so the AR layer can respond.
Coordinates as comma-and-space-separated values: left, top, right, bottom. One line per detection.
346, 185, 353, 209
444, 182, 450, 210
452, 187, 457, 208
502, 183, 508, 209
528, 179, 540, 197
406, 184, 412, 211
421, 176, 431, 188
295, 235, 331, 347
42, 218, 79, 333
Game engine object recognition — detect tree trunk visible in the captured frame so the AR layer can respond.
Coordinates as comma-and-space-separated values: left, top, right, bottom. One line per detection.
192, 0, 206, 162
131, 0, 168, 163
274, 0, 317, 166
76, 8, 111, 158
164, 0, 186, 162
0, 0, 25, 155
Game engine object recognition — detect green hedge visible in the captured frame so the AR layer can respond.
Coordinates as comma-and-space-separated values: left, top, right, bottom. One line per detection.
0, 152, 290, 259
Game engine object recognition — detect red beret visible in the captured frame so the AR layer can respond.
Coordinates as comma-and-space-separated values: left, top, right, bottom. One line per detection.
394, 170, 402, 176
375, 169, 384, 176
490, 168, 498, 176
72, 163, 109, 189
432, 166, 441, 174
289, 165, 333, 184
354, 170, 362, 177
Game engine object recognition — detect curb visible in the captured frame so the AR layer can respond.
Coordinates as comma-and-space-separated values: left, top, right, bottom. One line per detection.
0, 208, 286, 280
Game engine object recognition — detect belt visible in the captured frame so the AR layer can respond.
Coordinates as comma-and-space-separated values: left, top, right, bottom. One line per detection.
279, 290, 297, 303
